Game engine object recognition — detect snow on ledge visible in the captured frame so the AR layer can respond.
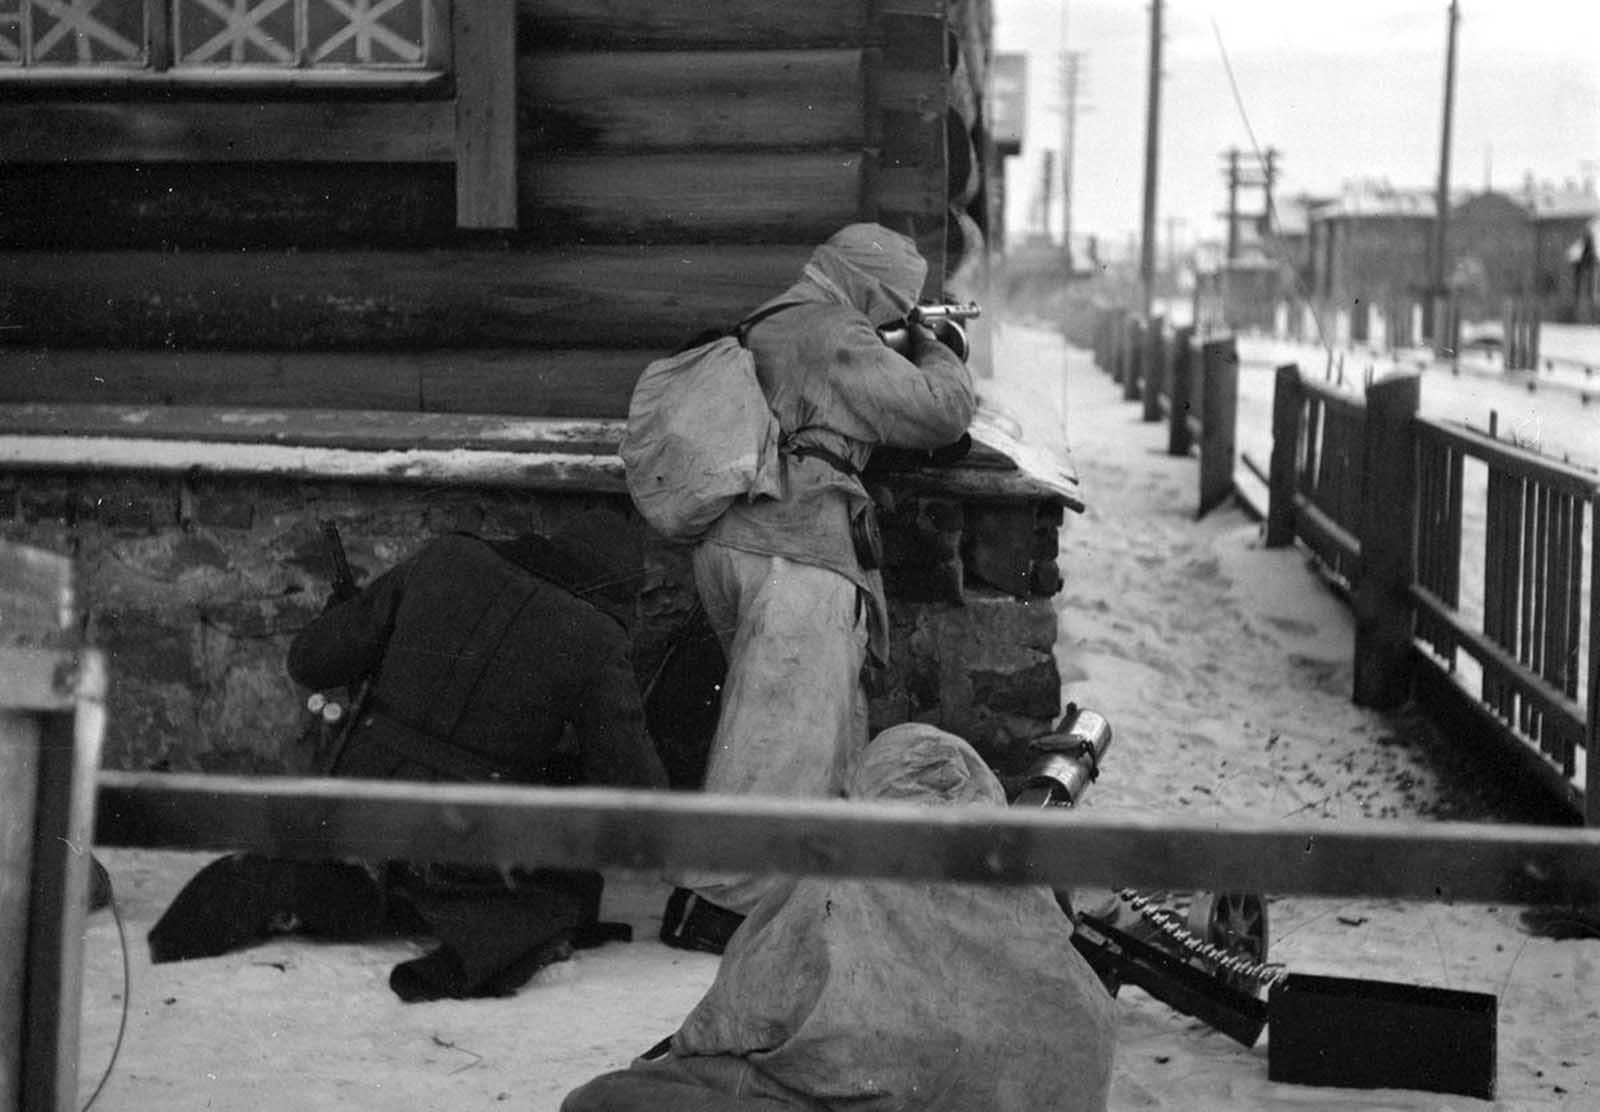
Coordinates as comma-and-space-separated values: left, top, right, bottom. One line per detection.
0, 434, 628, 492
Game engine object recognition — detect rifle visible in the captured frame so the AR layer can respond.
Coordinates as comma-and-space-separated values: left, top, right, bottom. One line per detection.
878, 301, 982, 362
1011, 704, 1277, 1048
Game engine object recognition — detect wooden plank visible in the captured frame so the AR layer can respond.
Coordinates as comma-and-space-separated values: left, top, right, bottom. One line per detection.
522, 50, 862, 152
1412, 586, 1588, 744
1588, 505, 1599, 826
863, 0, 948, 294
1418, 418, 1598, 498
1265, 363, 1300, 546
0, 151, 862, 248
0, 405, 623, 455
1411, 654, 1585, 821
421, 349, 645, 416
1353, 373, 1420, 709
24, 656, 104, 1112
528, 152, 860, 242
0, 245, 814, 350
1197, 336, 1238, 519
0, 711, 40, 1112
1294, 494, 1361, 574
521, 0, 867, 50
0, 163, 455, 250
0, 101, 455, 163
0, 350, 424, 411
0, 548, 72, 1110
92, 770, 1600, 905
0, 348, 646, 417
454, 0, 518, 229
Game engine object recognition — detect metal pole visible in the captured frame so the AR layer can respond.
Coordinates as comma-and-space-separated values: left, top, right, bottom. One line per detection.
1062, 51, 1081, 270
1139, 0, 1164, 316
1431, 1, 1460, 321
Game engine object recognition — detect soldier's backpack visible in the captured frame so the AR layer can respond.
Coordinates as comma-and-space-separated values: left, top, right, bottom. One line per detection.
621, 302, 801, 541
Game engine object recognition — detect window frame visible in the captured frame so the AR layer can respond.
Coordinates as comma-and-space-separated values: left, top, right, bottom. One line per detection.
0, 0, 450, 90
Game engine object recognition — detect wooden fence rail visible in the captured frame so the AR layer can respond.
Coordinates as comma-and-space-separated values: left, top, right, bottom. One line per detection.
1264, 366, 1600, 824
92, 772, 1600, 907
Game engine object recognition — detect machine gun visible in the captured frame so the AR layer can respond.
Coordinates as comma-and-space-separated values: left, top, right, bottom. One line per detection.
1010, 704, 1277, 1048
878, 300, 981, 362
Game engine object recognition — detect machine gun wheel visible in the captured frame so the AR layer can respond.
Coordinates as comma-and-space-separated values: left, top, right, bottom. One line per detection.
1187, 891, 1269, 982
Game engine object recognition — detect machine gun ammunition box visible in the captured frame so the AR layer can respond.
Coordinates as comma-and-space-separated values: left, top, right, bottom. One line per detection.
1267, 973, 1496, 1099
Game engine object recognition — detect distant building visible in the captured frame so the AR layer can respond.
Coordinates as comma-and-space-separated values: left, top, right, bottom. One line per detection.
1525, 183, 1600, 322
1307, 181, 1435, 314
1568, 217, 1599, 324
987, 52, 1028, 256
1447, 190, 1536, 318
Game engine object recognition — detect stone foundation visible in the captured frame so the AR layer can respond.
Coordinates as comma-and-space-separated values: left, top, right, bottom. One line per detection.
1, 470, 1065, 776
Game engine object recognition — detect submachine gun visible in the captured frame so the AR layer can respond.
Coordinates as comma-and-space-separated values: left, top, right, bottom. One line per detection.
877, 301, 981, 363
1012, 704, 1277, 1048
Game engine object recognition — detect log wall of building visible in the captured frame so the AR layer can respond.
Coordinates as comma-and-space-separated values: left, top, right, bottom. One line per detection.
1, 0, 997, 413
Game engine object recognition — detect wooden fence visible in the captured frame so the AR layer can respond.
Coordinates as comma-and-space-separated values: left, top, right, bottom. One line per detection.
1264, 365, 1599, 824
1090, 308, 1238, 519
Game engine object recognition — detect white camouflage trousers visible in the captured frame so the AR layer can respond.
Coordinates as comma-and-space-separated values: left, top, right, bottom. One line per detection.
681, 544, 870, 915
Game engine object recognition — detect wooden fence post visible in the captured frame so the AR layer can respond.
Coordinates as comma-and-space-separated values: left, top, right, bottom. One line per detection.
1167, 326, 1195, 456
1123, 315, 1144, 402
1142, 316, 1166, 422
1265, 362, 1302, 547
1350, 298, 1370, 344
1196, 335, 1238, 519
2, 542, 106, 1112
1353, 373, 1421, 709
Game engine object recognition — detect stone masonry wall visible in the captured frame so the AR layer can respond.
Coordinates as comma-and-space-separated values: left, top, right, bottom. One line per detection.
0, 470, 1065, 778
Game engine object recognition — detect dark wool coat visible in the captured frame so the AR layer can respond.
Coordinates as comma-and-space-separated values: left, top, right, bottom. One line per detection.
287, 532, 666, 790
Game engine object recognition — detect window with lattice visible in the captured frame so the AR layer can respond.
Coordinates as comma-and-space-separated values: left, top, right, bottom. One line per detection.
0, 0, 447, 80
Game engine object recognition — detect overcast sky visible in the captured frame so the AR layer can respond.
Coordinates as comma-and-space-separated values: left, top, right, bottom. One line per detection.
993, 0, 1600, 256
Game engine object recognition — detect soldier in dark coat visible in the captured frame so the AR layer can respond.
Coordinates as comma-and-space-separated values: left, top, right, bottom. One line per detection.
148, 509, 668, 1002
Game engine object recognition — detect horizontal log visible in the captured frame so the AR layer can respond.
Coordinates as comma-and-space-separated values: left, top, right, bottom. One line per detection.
520, 0, 869, 50
0, 164, 455, 250
523, 50, 862, 152
0, 349, 649, 417
526, 152, 860, 242
0, 246, 813, 350
92, 771, 1600, 905
0, 152, 868, 250
0, 101, 454, 164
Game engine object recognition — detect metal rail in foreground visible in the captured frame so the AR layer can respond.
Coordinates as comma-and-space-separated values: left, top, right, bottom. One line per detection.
95, 771, 1600, 907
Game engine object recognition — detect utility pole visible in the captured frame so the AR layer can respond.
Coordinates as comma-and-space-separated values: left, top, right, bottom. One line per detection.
1033, 149, 1056, 241
1138, 0, 1164, 316
1221, 148, 1241, 262
1061, 51, 1083, 269
1431, 0, 1460, 340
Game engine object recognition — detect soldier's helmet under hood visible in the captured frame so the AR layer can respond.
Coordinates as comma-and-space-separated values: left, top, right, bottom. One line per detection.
799, 222, 928, 328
